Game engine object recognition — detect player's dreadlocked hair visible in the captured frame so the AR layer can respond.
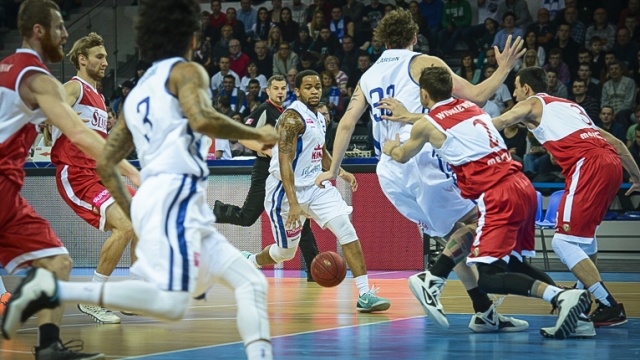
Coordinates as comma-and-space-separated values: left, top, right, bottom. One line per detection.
135, 0, 200, 63
373, 8, 419, 50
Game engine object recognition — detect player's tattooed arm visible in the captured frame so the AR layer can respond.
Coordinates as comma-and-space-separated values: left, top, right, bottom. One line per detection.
277, 110, 306, 228
96, 113, 136, 219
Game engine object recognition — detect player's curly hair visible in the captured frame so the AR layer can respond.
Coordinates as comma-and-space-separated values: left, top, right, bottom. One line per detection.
135, 0, 200, 63
67, 32, 105, 70
373, 8, 419, 50
18, 0, 60, 38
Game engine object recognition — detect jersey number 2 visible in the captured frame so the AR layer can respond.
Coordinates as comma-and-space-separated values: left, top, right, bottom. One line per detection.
473, 119, 499, 148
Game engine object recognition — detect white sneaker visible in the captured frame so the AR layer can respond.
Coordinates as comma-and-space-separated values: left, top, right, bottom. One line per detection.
78, 304, 121, 324
540, 289, 592, 339
541, 319, 596, 338
469, 304, 529, 333
408, 271, 449, 329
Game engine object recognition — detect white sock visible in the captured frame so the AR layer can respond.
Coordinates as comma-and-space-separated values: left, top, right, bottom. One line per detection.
542, 285, 562, 303
0, 277, 7, 293
355, 275, 369, 296
249, 254, 260, 268
246, 340, 273, 360
92, 272, 109, 284
588, 282, 612, 306
575, 280, 585, 290
58, 281, 103, 304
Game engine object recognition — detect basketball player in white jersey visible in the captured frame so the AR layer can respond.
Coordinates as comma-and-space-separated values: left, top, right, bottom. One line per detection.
381, 66, 593, 340
316, 9, 543, 331
243, 70, 391, 313
51, 32, 138, 324
3, 1, 277, 358
493, 67, 640, 328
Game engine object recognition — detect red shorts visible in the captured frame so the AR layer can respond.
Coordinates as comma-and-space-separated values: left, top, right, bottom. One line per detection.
0, 176, 68, 274
556, 153, 622, 243
55, 165, 136, 231
468, 172, 537, 264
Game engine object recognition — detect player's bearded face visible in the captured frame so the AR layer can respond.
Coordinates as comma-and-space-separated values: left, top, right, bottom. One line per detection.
42, 28, 65, 63
297, 76, 321, 107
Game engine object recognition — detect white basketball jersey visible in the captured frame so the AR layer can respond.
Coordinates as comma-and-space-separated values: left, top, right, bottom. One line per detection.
269, 100, 326, 187
359, 49, 426, 157
124, 58, 209, 180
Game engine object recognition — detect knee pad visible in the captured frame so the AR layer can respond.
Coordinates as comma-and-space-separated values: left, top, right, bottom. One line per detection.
579, 239, 598, 256
326, 215, 358, 245
551, 236, 589, 270
268, 244, 298, 263
477, 262, 534, 296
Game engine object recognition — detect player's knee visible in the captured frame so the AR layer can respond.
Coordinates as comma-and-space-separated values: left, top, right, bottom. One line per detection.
35, 254, 73, 280
237, 270, 268, 299
476, 261, 509, 294
551, 236, 589, 270
326, 215, 358, 245
268, 245, 297, 263
158, 291, 192, 321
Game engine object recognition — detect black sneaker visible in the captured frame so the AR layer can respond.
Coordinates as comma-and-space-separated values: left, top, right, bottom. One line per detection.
35, 340, 104, 360
1, 267, 60, 340
213, 200, 224, 220
306, 272, 315, 283
590, 302, 627, 328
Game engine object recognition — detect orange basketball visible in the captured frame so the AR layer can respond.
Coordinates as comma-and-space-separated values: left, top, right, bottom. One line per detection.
310, 251, 347, 287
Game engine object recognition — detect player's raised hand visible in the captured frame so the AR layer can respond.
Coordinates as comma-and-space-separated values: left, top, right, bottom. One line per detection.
494, 35, 526, 71
315, 171, 336, 188
258, 125, 279, 150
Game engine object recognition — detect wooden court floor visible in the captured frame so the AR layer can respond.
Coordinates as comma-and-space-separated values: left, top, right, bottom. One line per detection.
1, 271, 639, 359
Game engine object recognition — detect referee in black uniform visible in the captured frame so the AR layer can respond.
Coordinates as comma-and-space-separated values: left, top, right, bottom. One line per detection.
214, 75, 319, 280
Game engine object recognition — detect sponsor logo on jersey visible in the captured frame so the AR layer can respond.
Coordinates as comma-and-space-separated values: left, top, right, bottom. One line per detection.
245, 117, 255, 125
0, 64, 14, 73
193, 251, 200, 266
92, 189, 111, 207
311, 144, 323, 161
473, 247, 480, 257
305, 118, 314, 125
286, 227, 302, 238
90, 109, 108, 131
562, 224, 570, 232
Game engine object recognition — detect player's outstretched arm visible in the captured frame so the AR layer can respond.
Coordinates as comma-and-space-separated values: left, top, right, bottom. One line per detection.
378, 97, 424, 123
315, 83, 367, 187
278, 110, 307, 229
597, 127, 640, 195
492, 98, 535, 131
173, 62, 278, 147
383, 120, 430, 163
96, 113, 136, 219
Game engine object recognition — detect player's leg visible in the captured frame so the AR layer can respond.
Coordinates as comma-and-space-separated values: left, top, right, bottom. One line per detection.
214, 159, 268, 226
299, 219, 319, 281
0, 277, 10, 316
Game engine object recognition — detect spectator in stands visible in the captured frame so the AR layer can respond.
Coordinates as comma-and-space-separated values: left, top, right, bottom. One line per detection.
240, 62, 268, 92
320, 70, 344, 119
211, 56, 240, 97
598, 105, 627, 144
623, 14, 640, 43
308, 9, 327, 40
310, 26, 341, 58
324, 55, 348, 96
585, 7, 615, 51
112, 80, 133, 116
500, 123, 528, 163
612, 27, 640, 71
225, 8, 247, 47
527, 7, 555, 47
209, 0, 227, 29
492, 12, 524, 52
267, 26, 284, 53
106, 107, 116, 135
245, 79, 267, 109
628, 106, 640, 148
214, 137, 233, 160
622, 126, 640, 210
290, 0, 308, 26
496, 0, 532, 29
547, 22, 581, 70
569, 79, 600, 121
343, 0, 365, 44
269, 0, 283, 24
546, 68, 569, 98
194, 29, 215, 76
602, 61, 637, 125
463, 16, 498, 58
337, 35, 359, 79
384, 3, 397, 15
283, 68, 298, 107
363, 0, 385, 40
306, 0, 332, 24
129, 61, 150, 88
238, 0, 257, 41
218, 75, 247, 114
253, 40, 273, 78
618, 0, 640, 29
213, 25, 235, 64
365, 35, 385, 63
292, 26, 314, 56
523, 133, 548, 176
328, 6, 354, 43
520, 49, 541, 69
277, 7, 299, 43
543, 48, 570, 86
483, 64, 514, 113
476, 0, 500, 23
588, 36, 606, 79
298, 51, 321, 73
418, 0, 443, 55
562, 6, 586, 45
520, 30, 546, 70
252, 7, 272, 42
479, 46, 498, 80
347, 53, 371, 98
272, 41, 298, 76
407, 1, 427, 37
438, 0, 472, 57
229, 113, 254, 157
599, 51, 620, 84
229, 39, 251, 78
576, 62, 602, 100
532, 153, 564, 183
539, 0, 564, 22
215, 95, 235, 118
455, 52, 481, 84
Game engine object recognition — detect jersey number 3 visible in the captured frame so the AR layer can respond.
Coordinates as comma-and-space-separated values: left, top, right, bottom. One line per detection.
137, 97, 153, 141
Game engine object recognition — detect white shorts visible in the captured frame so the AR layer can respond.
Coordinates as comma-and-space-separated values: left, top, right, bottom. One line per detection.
264, 175, 353, 248
131, 174, 232, 293
377, 147, 476, 238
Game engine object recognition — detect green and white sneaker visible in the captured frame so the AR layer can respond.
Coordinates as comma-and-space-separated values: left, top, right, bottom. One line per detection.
356, 286, 391, 313
241, 251, 252, 260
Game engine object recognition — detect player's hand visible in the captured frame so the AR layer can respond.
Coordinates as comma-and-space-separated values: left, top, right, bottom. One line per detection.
377, 97, 410, 122
339, 170, 358, 192
258, 125, 279, 150
315, 171, 337, 188
286, 204, 308, 230
382, 133, 401, 157
626, 177, 640, 196
494, 34, 526, 71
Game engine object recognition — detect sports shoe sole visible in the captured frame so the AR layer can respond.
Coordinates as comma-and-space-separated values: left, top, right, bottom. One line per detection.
408, 274, 449, 329
541, 290, 592, 340
1, 268, 59, 340
594, 319, 628, 328
77, 304, 122, 324
542, 320, 596, 338
356, 301, 391, 313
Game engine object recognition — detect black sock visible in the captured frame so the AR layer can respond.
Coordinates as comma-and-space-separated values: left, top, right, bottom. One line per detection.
429, 255, 456, 279
38, 323, 60, 348
467, 287, 493, 313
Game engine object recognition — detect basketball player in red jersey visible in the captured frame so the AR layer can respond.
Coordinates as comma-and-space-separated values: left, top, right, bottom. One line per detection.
0, 0, 136, 357
493, 67, 640, 328
50, 32, 139, 324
